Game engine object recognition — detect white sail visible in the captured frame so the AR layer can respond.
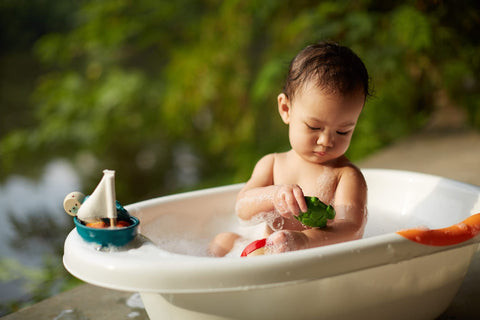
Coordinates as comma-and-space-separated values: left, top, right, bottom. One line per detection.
77, 170, 117, 223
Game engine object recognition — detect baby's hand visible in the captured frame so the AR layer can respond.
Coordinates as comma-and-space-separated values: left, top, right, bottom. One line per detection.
266, 230, 308, 253
273, 184, 308, 218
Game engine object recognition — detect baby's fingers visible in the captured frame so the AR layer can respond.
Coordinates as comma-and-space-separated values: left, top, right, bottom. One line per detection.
293, 187, 307, 215
274, 185, 304, 218
283, 191, 298, 218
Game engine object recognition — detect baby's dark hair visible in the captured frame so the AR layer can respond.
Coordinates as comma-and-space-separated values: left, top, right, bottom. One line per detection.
283, 41, 371, 101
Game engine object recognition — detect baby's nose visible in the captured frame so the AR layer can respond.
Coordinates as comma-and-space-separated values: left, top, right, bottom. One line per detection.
316, 131, 334, 147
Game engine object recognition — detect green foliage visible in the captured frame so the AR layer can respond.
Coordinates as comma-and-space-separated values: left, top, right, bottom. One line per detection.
1, 0, 480, 202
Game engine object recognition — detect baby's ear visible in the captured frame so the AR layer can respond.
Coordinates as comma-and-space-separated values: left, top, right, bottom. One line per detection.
277, 93, 291, 124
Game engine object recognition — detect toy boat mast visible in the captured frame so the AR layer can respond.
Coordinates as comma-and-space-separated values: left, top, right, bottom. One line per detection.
104, 170, 117, 228
77, 170, 117, 227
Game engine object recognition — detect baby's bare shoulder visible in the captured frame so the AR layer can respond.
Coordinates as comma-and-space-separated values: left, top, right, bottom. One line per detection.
255, 153, 275, 170
340, 162, 363, 176
247, 153, 276, 184
337, 161, 366, 187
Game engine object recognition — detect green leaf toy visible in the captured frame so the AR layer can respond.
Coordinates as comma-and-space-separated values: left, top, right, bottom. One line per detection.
295, 196, 336, 228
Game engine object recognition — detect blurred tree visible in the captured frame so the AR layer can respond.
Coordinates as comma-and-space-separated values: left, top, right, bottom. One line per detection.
1, 0, 479, 202
0, 0, 80, 141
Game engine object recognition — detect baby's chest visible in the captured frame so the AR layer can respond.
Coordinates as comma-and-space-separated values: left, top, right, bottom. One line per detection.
273, 167, 339, 202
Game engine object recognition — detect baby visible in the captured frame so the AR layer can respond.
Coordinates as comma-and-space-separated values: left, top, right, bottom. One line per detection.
210, 41, 371, 257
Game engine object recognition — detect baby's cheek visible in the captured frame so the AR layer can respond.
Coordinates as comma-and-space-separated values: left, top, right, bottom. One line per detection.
337, 138, 352, 154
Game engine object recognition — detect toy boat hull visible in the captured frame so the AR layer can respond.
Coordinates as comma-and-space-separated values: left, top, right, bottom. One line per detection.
74, 216, 139, 247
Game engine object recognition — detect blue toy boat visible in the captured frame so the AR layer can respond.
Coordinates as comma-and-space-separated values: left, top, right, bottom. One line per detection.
63, 170, 139, 247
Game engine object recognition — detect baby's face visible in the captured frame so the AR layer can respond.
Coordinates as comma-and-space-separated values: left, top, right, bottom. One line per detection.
281, 83, 364, 165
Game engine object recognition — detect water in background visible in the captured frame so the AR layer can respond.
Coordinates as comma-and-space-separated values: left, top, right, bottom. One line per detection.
0, 159, 80, 315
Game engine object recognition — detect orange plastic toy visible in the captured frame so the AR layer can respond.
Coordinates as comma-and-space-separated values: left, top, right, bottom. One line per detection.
397, 213, 480, 246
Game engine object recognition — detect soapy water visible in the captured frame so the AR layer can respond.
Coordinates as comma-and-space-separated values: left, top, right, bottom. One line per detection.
142, 208, 268, 257
75, 233, 181, 259
141, 203, 369, 258
154, 236, 212, 256
142, 207, 371, 258
141, 204, 431, 258
130, 201, 452, 260
247, 210, 286, 232
363, 206, 433, 237
145, 220, 266, 257
135, 180, 441, 259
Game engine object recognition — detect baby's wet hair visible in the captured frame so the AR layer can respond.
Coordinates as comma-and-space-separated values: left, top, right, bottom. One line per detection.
283, 41, 371, 101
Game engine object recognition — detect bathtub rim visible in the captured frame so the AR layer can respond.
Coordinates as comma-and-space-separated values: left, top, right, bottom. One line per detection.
63, 229, 480, 293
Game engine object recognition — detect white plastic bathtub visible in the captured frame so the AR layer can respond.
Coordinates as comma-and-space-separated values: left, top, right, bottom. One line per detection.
63, 169, 480, 319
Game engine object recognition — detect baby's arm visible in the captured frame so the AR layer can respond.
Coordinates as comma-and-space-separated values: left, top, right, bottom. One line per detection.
267, 166, 367, 252
330, 166, 368, 237
236, 154, 307, 221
